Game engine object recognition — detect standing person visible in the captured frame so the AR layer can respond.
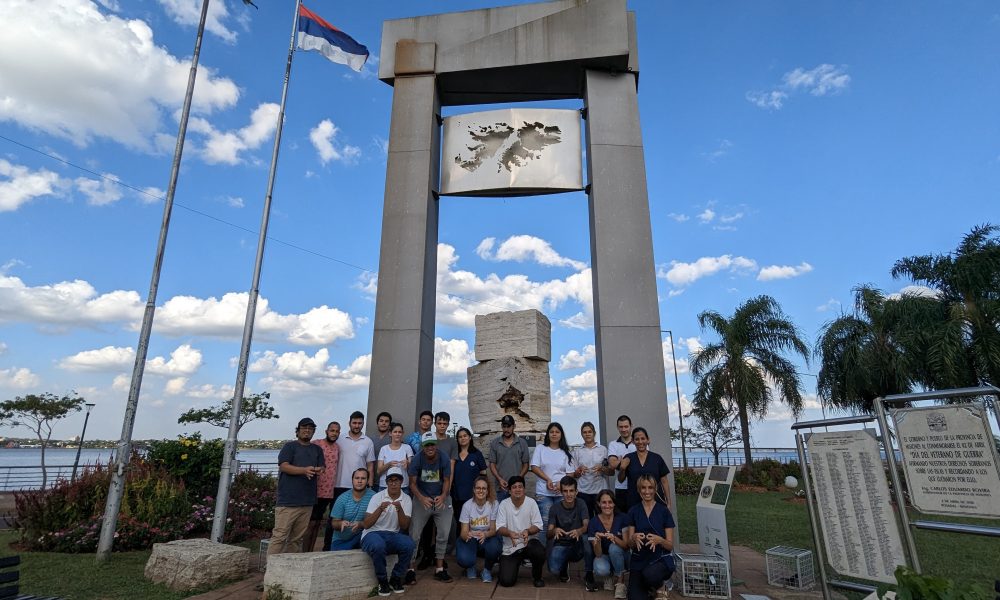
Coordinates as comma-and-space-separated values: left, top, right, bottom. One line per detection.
329, 468, 376, 550
606, 415, 636, 513
407, 432, 454, 583
377, 422, 414, 492
406, 410, 434, 454
336, 411, 376, 498
495, 475, 546, 588
626, 475, 675, 600
450, 427, 487, 517
456, 476, 501, 582
616, 427, 671, 510
361, 467, 415, 596
488, 415, 530, 502
585, 490, 629, 597
546, 476, 590, 584
433, 411, 458, 462
529, 422, 574, 543
573, 421, 608, 517
304, 421, 340, 552
372, 411, 393, 458
268, 418, 325, 555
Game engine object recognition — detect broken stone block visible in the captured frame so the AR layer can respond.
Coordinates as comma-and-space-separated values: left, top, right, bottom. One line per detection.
144, 538, 249, 591
467, 356, 551, 434
264, 549, 395, 600
474, 310, 551, 362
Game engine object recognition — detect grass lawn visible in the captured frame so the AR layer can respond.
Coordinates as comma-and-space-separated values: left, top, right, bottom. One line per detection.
675, 489, 1000, 593
0, 531, 257, 600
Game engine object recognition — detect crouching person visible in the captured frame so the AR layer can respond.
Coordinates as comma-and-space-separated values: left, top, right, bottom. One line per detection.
626, 475, 675, 600
361, 467, 415, 596
547, 476, 589, 584
457, 476, 502, 582
496, 476, 546, 588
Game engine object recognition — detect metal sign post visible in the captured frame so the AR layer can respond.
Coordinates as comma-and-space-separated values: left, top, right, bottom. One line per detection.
696, 465, 737, 573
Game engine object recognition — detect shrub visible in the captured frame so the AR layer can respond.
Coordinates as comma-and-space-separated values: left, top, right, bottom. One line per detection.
146, 433, 225, 499
673, 468, 702, 495
186, 469, 277, 543
734, 458, 796, 490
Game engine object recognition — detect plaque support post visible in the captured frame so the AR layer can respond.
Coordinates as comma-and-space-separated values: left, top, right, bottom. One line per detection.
874, 396, 923, 573
794, 430, 832, 600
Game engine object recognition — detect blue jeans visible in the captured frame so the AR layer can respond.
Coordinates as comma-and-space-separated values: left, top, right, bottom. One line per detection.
548, 541, 585, 574
456, 535, 502, 570
587, 544, 626, 577
361, 531, 415, 581
535, 495, 560, 544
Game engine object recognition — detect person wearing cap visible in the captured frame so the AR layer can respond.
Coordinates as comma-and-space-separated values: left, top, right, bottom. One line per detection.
488, 415, 530, 502
361, 467, 414, 596
495, 475, 545, 588
268, 417, 326, 555
406, 431, 454, 583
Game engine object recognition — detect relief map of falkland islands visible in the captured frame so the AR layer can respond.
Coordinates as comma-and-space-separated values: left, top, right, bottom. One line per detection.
455, 121, 562, 173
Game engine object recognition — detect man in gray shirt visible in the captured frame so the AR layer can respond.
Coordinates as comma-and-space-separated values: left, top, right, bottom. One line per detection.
488, 415, 530, 501
372, 411, 393, 458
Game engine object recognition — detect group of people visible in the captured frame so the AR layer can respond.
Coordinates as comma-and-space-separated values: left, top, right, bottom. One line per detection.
267, 410, 675, 600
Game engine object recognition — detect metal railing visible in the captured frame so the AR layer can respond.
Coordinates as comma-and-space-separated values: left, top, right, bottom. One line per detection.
0, 465, 79, 492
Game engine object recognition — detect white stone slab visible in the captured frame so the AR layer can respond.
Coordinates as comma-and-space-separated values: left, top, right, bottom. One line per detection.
144, 538, 249, 591
474, 310, 551, 362
264, 550, 397, 600
467, 356, 550, 434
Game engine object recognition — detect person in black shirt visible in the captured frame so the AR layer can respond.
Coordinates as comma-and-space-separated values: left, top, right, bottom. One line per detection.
268, 417, 325, 555
546, 475, 590, 584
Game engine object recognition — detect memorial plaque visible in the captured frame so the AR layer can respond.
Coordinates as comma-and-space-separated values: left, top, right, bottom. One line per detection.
893, 404, 1000, 518
440, 108, 583, 197
807, 430, 906, 584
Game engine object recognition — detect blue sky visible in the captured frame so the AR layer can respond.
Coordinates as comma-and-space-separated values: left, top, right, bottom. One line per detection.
0, 0, 997, 448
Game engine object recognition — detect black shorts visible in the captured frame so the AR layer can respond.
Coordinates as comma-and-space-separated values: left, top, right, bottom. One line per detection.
311, 497, 334, 521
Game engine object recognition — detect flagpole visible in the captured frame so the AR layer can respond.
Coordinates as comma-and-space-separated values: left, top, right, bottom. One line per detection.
210, 0, 302, 544
96, 0, 212, 562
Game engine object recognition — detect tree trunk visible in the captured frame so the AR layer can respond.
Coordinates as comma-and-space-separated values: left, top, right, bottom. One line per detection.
737, 404, 752, 471
39, 431, 47, 491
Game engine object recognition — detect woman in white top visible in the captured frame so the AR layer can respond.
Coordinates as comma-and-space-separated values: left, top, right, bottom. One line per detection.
376, 422, 414, 491
457, 476, 501, 582
529, 421, 574, 543
572, 421, 608, 517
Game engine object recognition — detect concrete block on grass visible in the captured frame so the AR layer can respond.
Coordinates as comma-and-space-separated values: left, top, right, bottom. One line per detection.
144, 538, 249, 591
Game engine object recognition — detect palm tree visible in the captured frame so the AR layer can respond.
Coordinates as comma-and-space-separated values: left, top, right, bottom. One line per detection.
892, 224, 1000, 388
815, 285, 918, 414
690, 295, 810, 468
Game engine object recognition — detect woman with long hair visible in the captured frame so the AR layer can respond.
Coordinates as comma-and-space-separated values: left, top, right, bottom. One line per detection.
451, 427, 487, 512
625, 475, 675, 600
376, 422, 413, 492
584, 489, 629, 596
457, 476, 501, 582
573, 421, 608, 517
616, 427, 670, 509
529, 422, 574, 543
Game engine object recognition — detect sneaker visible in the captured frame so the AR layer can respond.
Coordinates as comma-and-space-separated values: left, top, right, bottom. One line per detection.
481, 569, 493, 583
377, 580, 392, 597
603, 577, 615, 592
614, 582, 627, 599
533, 578, 546, 588
403, 570, 417, 586
466, 567, 477, 579
585, 573, 598, 592
389, 577, 405, 594
655, 589, 670, 600
433, 569, 454, 583
559, 568, 569, 583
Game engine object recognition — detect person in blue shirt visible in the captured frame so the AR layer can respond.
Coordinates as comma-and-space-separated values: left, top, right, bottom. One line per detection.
616, 427, 671, 510
584, 489, 629, 596
450, 427, 487, 519
329, 468, 376, 550
407, 432, 454, 583
405, 410, 433, 454
625, 475, 675, 600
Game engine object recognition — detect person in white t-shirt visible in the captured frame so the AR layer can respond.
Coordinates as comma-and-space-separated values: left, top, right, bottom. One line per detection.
572, 421, 608, 517
495, 476, 545, 588
456, 476, 501, 582
337, 411, 376, 498
360, 468, 414, 596
529, 422, 574, 543
606, 415, 636, 513
377, 422, 414, 490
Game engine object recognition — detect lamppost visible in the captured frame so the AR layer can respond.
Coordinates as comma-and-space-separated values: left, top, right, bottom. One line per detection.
662, 330, 688, 468
71, 403, 96, 483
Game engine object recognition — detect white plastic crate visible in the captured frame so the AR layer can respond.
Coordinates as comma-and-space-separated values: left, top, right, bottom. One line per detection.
765, 546, 815, 590
675, 552, 730, 599
258, 538, 270, 572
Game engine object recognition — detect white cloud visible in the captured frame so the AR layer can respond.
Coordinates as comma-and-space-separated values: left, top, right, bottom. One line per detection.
697, 209, 716, 223
0, 160, 65, 212
747, 64, 849, 110
75, 174, 123, 206
58, 343, 202, 377
250, 348, 370, 395
663, 340, 690, 376
558, 344, 595, 370
757, 262, 813, 281
563, 369, 597, 390
309, 119, 361, 165
746, 90, 787, 110
163, 377, 188, 395
703, 139, 733, 162
434, 337, 474, 381
657, 255, 758, 287
0, 342, 6, 355
475, 235, 587, 270
112, 373, 130, 392
0, 0, 239, 150
223, 196, 244, 208
139, 187, 164, 204
558, 312, 592, 330
667, 213, 689, 222
145, 344, 203, 376
0, 366, 40, 389
551, 388, 597, 416
888, 285, 941, 300
0, 274, 143, 326
816, 299, 841, 312
719, 212, 744, 224
157, 0, 240, 43
191, 103, 278, 165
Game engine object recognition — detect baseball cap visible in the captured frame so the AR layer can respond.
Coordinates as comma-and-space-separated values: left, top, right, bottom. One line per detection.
385, 467, 405, 480
297, 417, 317, 428
421, 431, 438, 446
500, 415, 515, 427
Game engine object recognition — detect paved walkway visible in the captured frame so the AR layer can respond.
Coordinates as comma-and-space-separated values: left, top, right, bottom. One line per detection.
187, 543, 823, 600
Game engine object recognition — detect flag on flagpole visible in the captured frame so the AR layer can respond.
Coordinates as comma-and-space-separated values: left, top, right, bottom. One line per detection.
297, 4, 369, 72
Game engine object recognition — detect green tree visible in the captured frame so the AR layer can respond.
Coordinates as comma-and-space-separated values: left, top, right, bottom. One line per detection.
177, 391, 278, 433
892, 224, 1000, 389
815, 285, 919, 414
685, 400, 742, 464
0, 392, 85, 489
690, 296, 810, 469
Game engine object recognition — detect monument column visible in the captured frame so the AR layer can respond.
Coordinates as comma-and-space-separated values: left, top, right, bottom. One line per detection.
367, 42, 440, 435
584, 69, 674, 466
